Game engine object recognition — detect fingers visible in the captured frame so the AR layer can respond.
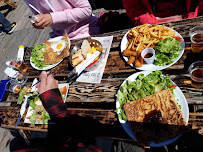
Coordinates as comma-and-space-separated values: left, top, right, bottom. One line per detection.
30, 14, 44, 29
38, 71, 58, 94
46, 74, 58, 90
36, 82, 40, 88
39, 71, 48, 92
55, 80, 58, 86
33, 14, 53, 27
35, 14, 42, 23
30, 20, 44, 29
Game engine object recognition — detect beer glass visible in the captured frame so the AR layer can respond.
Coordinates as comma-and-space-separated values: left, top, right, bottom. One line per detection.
188, 61, 203, 88
189, 26, 203, 53
10, 58, 28, 72
6, 79, 22, 94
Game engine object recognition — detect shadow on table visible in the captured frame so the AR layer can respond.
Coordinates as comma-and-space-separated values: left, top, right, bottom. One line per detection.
184, 51, 203, 69
111, 129, 203, 152
8, 113, 203, 152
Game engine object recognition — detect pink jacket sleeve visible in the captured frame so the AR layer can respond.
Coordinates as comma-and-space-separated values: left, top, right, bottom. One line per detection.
122, 0, 158, 25
50, 0, 92, 24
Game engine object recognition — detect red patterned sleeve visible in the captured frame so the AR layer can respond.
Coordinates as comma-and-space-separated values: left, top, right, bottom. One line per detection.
39, 88, 75, 119
33, 89, 102, 152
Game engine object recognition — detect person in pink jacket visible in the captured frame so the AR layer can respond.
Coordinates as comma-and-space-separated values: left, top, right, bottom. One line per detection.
23, 0, 100, 40
122, 0, 203, 26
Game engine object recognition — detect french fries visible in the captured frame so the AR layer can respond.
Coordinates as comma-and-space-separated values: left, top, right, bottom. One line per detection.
123, 24, 176, 67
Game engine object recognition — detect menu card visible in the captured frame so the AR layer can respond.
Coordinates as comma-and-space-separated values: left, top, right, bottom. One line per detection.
76, 36, 113, 84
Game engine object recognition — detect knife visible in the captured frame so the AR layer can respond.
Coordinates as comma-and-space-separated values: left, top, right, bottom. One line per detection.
15, 96, 30, 128
67, 51, 101, 82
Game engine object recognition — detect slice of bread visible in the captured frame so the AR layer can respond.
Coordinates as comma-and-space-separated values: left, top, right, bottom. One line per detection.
72, 49, 82, 60
81, 40, 92, 59
72, 49, 84, 66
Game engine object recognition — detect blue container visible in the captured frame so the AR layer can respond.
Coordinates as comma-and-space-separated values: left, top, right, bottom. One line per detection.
0, 79, 9, 102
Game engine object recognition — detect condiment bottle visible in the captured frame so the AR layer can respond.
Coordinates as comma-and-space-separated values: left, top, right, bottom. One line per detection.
17, 45, 25, 62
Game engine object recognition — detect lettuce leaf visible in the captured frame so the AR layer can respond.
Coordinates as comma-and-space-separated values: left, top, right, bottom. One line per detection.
154, 37, 181, 66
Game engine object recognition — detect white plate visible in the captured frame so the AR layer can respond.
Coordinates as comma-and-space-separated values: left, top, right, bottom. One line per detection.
116, 71, 189, 147
24, 83, 69, 124
120, 27, 185, 71
30, 36, 71, 70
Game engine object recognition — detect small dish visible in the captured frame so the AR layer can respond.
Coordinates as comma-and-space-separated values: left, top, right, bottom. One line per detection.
141, 47, 155, 64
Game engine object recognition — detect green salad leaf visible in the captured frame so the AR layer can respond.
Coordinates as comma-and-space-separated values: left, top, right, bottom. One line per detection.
116, 70, 175, 121
28, 94, 50, 125
17, 89, 24, 104
29, 113, 37, 125
153, 37, 181, 66
31, 43, 47, 69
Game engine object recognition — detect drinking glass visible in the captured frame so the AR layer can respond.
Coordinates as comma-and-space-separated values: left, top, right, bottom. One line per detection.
189, 26, 203, 53
10, 58, 28, 72
6, 79, 22, 94
188, 61, 203, 88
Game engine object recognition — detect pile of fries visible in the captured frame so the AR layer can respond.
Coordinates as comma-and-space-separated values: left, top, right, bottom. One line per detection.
123, 24, 176, 67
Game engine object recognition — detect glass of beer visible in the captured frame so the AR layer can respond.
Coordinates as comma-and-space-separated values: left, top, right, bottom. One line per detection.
189, 26, 203, 53
6, 79, 22, 94
188, 61, 203, 88
10, 58, 28, 72
15, 60, 28, 72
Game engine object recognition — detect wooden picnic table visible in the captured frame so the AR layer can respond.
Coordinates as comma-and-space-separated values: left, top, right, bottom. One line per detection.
0, 16, 203, 145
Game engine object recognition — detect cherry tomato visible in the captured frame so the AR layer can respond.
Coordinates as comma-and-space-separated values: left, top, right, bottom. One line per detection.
61, 86, 67, 94
173, 36, 182, 43
44, 40, 48, 44
170, 84, 177, 88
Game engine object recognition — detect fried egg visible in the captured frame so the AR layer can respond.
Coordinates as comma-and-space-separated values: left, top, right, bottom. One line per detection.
51, 40, 67, 55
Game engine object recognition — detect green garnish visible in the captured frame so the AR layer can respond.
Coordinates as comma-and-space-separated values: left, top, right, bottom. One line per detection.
153, 37, 181, 66
17, 89, 24, 104
31, 43, 47, 69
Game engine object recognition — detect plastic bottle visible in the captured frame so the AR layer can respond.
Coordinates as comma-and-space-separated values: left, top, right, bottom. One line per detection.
17, 45, 25, 62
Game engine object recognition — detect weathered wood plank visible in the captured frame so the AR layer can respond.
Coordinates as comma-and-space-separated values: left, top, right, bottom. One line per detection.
1, 106, 203, 139
4, 74, 202, 105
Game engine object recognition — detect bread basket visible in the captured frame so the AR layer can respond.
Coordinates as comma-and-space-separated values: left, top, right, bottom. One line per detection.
70, 39, 103, 71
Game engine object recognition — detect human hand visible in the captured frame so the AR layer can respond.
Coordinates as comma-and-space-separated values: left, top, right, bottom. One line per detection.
30, 13, 53, 29
36, 71, 58, 95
